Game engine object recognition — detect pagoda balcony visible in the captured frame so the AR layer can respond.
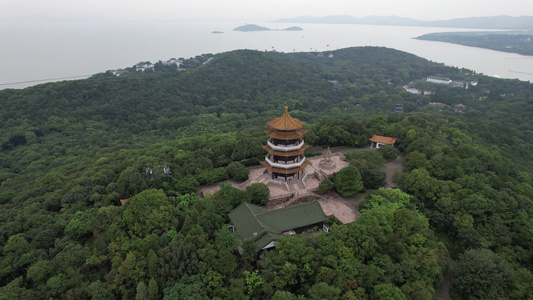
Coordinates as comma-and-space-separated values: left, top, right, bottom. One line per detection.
267, 140, 305, 152
264, 156, 307, 169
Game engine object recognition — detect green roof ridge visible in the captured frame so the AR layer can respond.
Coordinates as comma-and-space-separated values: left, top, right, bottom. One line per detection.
242, 202, 282, 234
256, 201, 321, 217
228, 201, 327, 251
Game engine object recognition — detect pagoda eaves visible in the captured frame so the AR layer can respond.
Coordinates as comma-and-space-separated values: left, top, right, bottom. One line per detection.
264, 129, 307, 140
266, 106, 306, 131
260, 162, 310, 175
261, 107, 309, 182
262, 145, 309, 157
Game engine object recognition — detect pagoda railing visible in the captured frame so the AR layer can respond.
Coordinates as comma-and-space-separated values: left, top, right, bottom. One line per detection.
267, 140, 304, 152
264, 156, 306, 169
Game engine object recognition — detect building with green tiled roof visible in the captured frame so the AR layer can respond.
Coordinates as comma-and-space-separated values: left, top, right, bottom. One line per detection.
228, 201, 328, 251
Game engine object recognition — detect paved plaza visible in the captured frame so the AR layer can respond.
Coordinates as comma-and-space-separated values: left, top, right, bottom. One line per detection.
197, 149, 404, 224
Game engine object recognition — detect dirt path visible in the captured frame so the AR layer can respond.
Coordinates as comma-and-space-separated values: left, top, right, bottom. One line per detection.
439, 257, 455, 300
316, 153, 404, 224
383, 154, 404, 188
330, 147, 405, 189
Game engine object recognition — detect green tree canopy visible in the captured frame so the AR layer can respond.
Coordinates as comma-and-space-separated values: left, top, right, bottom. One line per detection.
121, 189, 178, 237
245, 183, 270, 206
334, 165, 363, 196
226, 161, 250, 182
452, 249, 514, 299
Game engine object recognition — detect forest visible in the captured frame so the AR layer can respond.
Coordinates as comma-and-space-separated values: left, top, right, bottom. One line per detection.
0, 46, 532, 299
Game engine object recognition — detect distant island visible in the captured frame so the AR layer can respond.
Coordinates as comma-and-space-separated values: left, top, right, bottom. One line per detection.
274, 15, 533, 30
233, 24, 303, 32
416, 32, 533, 56
211, 31, 224, 34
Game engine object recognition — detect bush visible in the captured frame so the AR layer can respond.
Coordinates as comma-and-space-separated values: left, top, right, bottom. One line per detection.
245, 183, 270, 206
352, 160, 386, 189
345, 150, 386, 167
334, 165, 363, 196
226, 162, 249, 182
378, 144, 400, 160
317, 178, 334, 194
452, 249, 513, 299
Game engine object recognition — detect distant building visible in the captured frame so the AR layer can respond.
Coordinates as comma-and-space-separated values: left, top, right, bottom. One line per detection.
426, 76, 452, 85
429, 102, 447, 110
162, 58, 182, 67
403, 85, 421, 94
369, 135, 397, 149
228, 201, 328, 252
394, 102, 404, 113
202, 57, 214, 64
136, 63, 154, 71
328, 80, 343, 91
454, 103, 467, 113
449, 81, 465, 88
111, 69, 128, 76
426, 76, 464, 88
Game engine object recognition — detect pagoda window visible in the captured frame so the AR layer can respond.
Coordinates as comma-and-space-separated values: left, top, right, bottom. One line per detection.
270, 138, 301, 147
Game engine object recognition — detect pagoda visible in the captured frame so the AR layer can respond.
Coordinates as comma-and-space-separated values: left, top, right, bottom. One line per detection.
261, 107, 310, 181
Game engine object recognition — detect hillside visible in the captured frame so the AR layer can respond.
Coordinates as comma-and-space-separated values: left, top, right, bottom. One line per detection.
416, 31, 533, 56
0, 47, 533, 299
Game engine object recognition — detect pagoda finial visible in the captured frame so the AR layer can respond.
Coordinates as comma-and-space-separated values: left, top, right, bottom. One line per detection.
285, 106, 288, 113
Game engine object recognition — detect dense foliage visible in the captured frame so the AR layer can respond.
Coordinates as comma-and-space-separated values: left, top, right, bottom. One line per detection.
333, 165, 364, 196
1, 47, 532, 299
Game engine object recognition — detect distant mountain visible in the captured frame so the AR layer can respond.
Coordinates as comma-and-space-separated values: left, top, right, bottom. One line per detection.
275, 15, 422, 26
234, 24, 303, 32
416, 31, 533, 56
283, 26, 304, 31
423, 16, 533, 30
234, 24, 270, 32
274, 15, 533, 30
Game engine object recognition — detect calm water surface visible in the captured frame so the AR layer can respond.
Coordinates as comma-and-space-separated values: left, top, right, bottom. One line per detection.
1, 20, 532, 90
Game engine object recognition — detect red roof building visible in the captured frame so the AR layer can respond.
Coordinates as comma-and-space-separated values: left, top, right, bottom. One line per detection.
369, 135, 397, 149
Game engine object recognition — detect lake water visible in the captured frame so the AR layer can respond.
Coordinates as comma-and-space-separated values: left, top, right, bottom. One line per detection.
1, 20, 532, 90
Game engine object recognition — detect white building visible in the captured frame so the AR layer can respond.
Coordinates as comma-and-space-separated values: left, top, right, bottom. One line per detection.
136, 63, 154, 71
426, 76, 452, 85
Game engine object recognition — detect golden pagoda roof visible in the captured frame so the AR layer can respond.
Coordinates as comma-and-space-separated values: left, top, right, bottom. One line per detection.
264, 129, 307, 140
262, 145, 309, 156
260, 161, 310, 174
266, 107, 306, 131
369, 135, 397, 145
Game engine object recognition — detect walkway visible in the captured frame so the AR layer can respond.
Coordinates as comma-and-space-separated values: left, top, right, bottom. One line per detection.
384, 154, 404, 188
197, 148, 405, 225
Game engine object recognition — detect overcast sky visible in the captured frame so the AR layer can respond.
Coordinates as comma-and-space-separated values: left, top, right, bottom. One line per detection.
2, 0, 532, 22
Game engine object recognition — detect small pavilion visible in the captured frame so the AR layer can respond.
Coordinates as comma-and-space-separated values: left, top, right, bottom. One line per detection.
369, 135, 397, 149
261, 107, 310, 182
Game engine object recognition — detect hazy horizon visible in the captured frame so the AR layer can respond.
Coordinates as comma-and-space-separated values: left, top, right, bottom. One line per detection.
2, 0, 532, 22
2, 0, 532, 89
